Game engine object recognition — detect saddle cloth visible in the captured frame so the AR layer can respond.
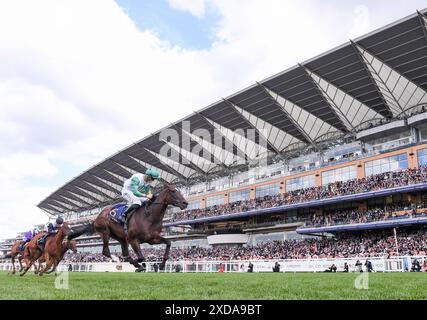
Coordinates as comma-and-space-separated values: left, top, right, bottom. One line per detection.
109, 203, 129, 224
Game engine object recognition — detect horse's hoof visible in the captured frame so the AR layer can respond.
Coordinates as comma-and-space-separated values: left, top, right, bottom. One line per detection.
135, 266, 146, 272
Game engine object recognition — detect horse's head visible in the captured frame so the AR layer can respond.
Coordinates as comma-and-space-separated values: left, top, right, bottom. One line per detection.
60, 222, 73, 237
160, 184, 188, 210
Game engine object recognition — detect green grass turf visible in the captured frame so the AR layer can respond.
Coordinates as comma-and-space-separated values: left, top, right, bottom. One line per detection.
0, 271, 426, 300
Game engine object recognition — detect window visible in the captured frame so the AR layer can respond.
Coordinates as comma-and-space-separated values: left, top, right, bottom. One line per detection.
322, 165, 357, 185
256, 183, 280, 198
418, 149, 427, 167
365, 154, 408, 177
229, 189, 250, 203
206, 195, 224, 207
187, 200, 201, 210
286, 175, 315, 192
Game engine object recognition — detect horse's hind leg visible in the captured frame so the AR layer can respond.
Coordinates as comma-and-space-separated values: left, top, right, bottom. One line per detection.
118, 239, 140, 267
100, 231, 112, 258
129, 239, 145, 264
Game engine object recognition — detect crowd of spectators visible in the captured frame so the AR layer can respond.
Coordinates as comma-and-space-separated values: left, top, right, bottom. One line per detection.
62, 229, 427, 262
308, 203, 427, 227
170, 167, 427, 222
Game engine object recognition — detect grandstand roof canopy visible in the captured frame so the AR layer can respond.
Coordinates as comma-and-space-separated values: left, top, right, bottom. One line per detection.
38, 9, 427, 215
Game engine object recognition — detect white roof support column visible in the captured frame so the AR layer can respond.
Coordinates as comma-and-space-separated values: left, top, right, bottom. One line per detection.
222, 98, 283, 157
299, 64, 356, 134
257, 82, 320, 151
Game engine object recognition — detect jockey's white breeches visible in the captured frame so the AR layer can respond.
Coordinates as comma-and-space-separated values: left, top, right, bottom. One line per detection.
121, 189, 148, 206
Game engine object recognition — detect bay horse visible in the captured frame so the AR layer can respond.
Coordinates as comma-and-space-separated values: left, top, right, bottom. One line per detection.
38, 239, 77, 276
78, 183, 188, 270
20, 223, 73, 276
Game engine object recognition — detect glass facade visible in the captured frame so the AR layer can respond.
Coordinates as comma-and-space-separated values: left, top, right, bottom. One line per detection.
256, 183, 280, 198
187, 200, 201, 210
418, 148, 427, 167
286, 175, 315, 192
365, 153, 408, 177
229, 189, 250, 203
206, 195, 225, 207
322, 165, 357, 185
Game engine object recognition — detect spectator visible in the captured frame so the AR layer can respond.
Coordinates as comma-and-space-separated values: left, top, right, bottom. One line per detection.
411, 259, 421, 272
365, 259, 373, 272
355, 260, 363, 272
247, 262, 254, 273
343, 263, 349, 272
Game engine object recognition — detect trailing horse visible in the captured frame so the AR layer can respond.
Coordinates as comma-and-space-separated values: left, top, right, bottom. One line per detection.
76, 183, 188, 270
20, 223, 73, 276
7, 240, 26, 274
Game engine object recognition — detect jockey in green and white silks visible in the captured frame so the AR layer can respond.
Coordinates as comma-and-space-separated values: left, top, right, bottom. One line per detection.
121, 168, 160, 222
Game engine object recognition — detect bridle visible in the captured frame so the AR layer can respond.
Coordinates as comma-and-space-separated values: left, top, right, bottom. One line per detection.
148, 188, 183, 208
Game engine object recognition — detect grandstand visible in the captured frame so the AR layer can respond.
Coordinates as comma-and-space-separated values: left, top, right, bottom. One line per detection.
2, 9, 427, 272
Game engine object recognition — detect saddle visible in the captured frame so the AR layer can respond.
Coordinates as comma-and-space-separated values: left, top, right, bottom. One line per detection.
19, 242, 27, 251
109, 203, 129, 225
37, 233, 53, 251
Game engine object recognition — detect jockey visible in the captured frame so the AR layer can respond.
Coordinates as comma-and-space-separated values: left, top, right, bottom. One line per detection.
121, 168, 160, 223
20, 228, 38, 250
37, 217, 64, 248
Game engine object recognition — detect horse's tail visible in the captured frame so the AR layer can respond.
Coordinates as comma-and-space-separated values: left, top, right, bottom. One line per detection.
68, 220, 95, 240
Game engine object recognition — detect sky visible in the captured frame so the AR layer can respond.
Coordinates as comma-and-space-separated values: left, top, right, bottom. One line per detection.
0, 0, 426, 239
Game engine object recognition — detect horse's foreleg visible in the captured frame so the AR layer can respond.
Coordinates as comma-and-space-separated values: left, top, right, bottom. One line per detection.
45, 259, 58, 274
151, 236, 171, 270
39, 256, 53, 276
20, 258, 34, 277
18, 255, 24, 272
10, 255, 16, 275
34, 259, 41, 274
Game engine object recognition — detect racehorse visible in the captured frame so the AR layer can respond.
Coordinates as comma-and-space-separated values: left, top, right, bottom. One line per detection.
77, 183, 188, 271
38, 239, 77, 276
20, 223, 73, 276
6, 240, 25, 274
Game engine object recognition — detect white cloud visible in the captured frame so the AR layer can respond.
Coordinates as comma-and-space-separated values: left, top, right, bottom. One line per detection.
0, 0, 425, 238
167, 0, 207, 18
348, 5, 371, 39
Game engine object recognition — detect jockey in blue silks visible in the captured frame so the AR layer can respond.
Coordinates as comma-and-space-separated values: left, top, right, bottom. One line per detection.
37, 217, 64, 249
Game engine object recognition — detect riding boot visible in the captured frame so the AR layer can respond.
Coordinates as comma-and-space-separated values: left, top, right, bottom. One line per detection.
123, 204, 140, 233
123, 204, 140, 222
